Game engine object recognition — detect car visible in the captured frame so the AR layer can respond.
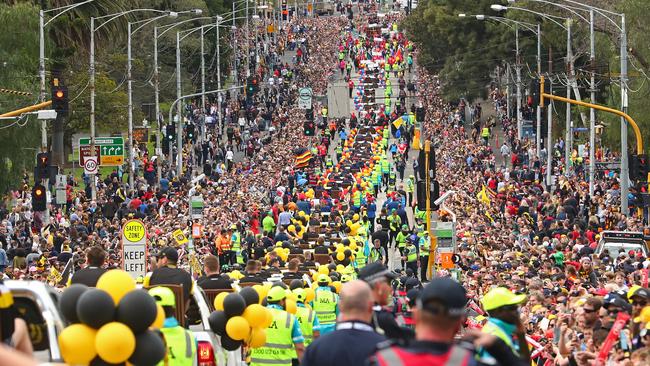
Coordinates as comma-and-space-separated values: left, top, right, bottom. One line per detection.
594, 231, 650, 259
4, 280, 66, 363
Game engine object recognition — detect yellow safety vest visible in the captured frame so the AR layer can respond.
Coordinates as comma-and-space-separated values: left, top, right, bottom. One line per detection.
295, 305, 315, 346
481, 127, 490, 138
356, 247, 366, 268
405, 245, 417, 262
482, 321, 518, 355
158, 325, 196, 366
353, 191, 362, 207
231, 232, 241, 251
250, 308, 296, 366
312, 289, 337, 325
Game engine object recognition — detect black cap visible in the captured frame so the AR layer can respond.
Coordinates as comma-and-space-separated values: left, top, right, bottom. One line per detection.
359, 262, 398, 284
157, 246, 179, 263
603, 292, 632, 313
630, 287, 650, 300
418, 277, 467, 317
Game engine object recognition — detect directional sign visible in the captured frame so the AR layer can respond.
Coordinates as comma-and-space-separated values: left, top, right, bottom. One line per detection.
121, 219, 147, 279
79, 137, 124, 166
298, 87, 313, 110
433, 221, 456, 254
191, 196, 204, 220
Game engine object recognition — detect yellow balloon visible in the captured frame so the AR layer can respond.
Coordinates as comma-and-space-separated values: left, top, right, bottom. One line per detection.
248, 327, 267, 348
96, 269, 136, 304
230, 270, 243, 280
336, 244, 345, 252
253, 284, 268, 303
214, 292, 229, 311
318, 266, 329, 275
349, 242, 358, 251
243, 304, 268, 327
332, 281, 342, 294
151, 303, 165, 329
311, 282, 319, 290
288, 224, 296, 232
226, 316, 251, 341
285, 298, 297, 314
95, 322, 136, 364
58, 324, 97, 365
304, 288, 315, 303
261, 308, 273, 328
640, 306, 650, 323
336, 252, 345, 261
336, 264, 345, 273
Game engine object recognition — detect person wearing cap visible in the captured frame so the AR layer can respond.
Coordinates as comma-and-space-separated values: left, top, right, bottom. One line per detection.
359, 262, 414, 343
478, 287, 531, 365
395, 225, 410, 268
250, 286, 304, 366
148, 286, 196, 366
402, 236, 418, 275
313, 274, 340, 335
70, 245, 107, 287
370, 278, 526, 366
293, 288, 320, 347
263, 211, 277, 235
145, 246, 193, 307
302, 280, 385, 366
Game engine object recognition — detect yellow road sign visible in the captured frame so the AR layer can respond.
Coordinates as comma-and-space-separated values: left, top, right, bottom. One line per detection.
123, 220, 145, 243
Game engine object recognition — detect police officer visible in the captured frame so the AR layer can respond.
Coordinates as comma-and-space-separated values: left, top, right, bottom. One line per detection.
418, 232, 430, 282
359, 262, 413, 343
146, 247, 193, 307
250, 287, 304, 366
478, 288, 531, 365
313, 274, 339, 335
369, 278, 528, 366
230, 224, 242, 264
293, 288, 320, 347
301, 281, 385, 366
402, 237, 418, 275
148, 286, 196, 366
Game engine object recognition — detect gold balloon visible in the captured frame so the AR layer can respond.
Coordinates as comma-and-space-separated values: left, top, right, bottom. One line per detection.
332, 281, 342, 294
318, 266, 329, 275
95, 322, 136, 364
151, 303, 165, 329
226, 316, 251, 341
253, 284, 268, 303
243, 304, 268, 328
261, 308, 273, 328
336, 252, 345, 261
248, 327, 267, 348
214, 292, 229, 311
304, 288, 315, 303
96, 269, 136, 304
349, 242, 358, 251
336, 264, 345, 273
58, 324, 97, 365
285, 298, 297, 314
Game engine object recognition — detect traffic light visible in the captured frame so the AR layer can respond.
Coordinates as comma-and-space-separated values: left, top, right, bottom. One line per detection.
36, 152, 49, 181
166, 124, 176, 142
305, 108, 314, 121
531, 79, 550, 107
186, 123, 195, 142
246, 76, 260, 96
32, 184, 47, 211
51, 79, 68, 117
631, 154, 649, 181
303, 121, 315, 136
415, 107, 425, 123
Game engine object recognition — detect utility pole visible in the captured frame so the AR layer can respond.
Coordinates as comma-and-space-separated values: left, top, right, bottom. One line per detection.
535, 24, 542, 159
620, 14, 629, 215
588, 9, 596, 198
565, 20, 572, 176
515, 25, 522, 139
153, 26, 162, 184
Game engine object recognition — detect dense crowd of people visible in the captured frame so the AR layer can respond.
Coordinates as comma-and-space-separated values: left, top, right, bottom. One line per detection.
0, 2, 649, 366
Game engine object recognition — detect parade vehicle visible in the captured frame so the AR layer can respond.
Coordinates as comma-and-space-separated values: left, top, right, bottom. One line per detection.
6, 280, 242, 366
315, 0, 335, 16
595, 230, 650, 259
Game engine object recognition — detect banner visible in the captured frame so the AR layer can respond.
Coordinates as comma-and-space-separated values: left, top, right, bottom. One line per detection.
596, 312, 630, 364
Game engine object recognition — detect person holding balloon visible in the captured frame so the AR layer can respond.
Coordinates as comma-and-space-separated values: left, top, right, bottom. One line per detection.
250, 286, 305, 366
149, 286, 197, 366
293, 288, 321, 347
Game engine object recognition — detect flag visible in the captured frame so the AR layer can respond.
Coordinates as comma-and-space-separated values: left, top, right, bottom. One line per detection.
58, 258, 74, 287
392, 116, 404, 129
295, 150, 313, 168
476, 185, 491, 205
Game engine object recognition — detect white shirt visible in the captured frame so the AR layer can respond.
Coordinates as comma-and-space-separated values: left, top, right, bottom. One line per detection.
225, 150, 234, 160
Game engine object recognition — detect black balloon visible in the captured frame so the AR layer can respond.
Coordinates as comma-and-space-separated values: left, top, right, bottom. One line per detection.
77, 289, 115, 329
89, 356, 124, 366
289, 280, 303, 290
239, 287, 260, 307
116, 289, 158, 334
59, 284, 88, 323
220, 334, 242, 351
344, 249, 352, 257
341, 258, 351, 266
129, 330, 166, 366
208, 310, 227, 335
222, 293, 246, 317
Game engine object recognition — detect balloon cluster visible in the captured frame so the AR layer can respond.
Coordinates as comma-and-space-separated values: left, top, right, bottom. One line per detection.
58, 270, 166, 366
208, 287, 273, 351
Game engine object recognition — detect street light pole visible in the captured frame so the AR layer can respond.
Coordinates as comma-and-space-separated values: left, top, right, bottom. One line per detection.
89, 16, 97, 200
620, 14, 629, 215
154, 26, 161, 183
515, 24, 522, 139
127, 21, 134, 188
565, 20, 572, 176
176, 31, 182, 178
39, 10, 47, 149
536, 24, 542, 159
589, 9, 595, 197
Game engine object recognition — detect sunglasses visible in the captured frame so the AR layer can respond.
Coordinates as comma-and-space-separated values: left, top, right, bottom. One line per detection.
633, 300, 647, 307
583, 307, 597, 314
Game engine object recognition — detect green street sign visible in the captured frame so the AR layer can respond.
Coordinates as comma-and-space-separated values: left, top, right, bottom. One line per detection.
79, 137, 124, 166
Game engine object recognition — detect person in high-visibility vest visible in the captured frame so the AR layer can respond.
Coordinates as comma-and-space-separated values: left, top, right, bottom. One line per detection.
418, 231, 430, 283
405, 175, 414, 207
321, 106, 328, 124
477, 287, 531, 365
148, 286, 196, 366
402, 238, 418, 274
352, 188, 362, 212
355, 245, 367, 269
313, 274, 339, 335
481, 125, 490, 146
381, 159, 390, 187
293, 288, 320, 347
230, 224, 241, 264
395, 225, 409, 267
250, 287, 305, 366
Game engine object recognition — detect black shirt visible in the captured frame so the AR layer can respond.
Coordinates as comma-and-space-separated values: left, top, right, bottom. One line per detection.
301, 321, 385, 366
282, 271, 302, 280
239, 274, 264, 284
149, 265, 193, 301
197, 274, 233, 290
70, 267, 107, 287
371, 230, 389, 247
